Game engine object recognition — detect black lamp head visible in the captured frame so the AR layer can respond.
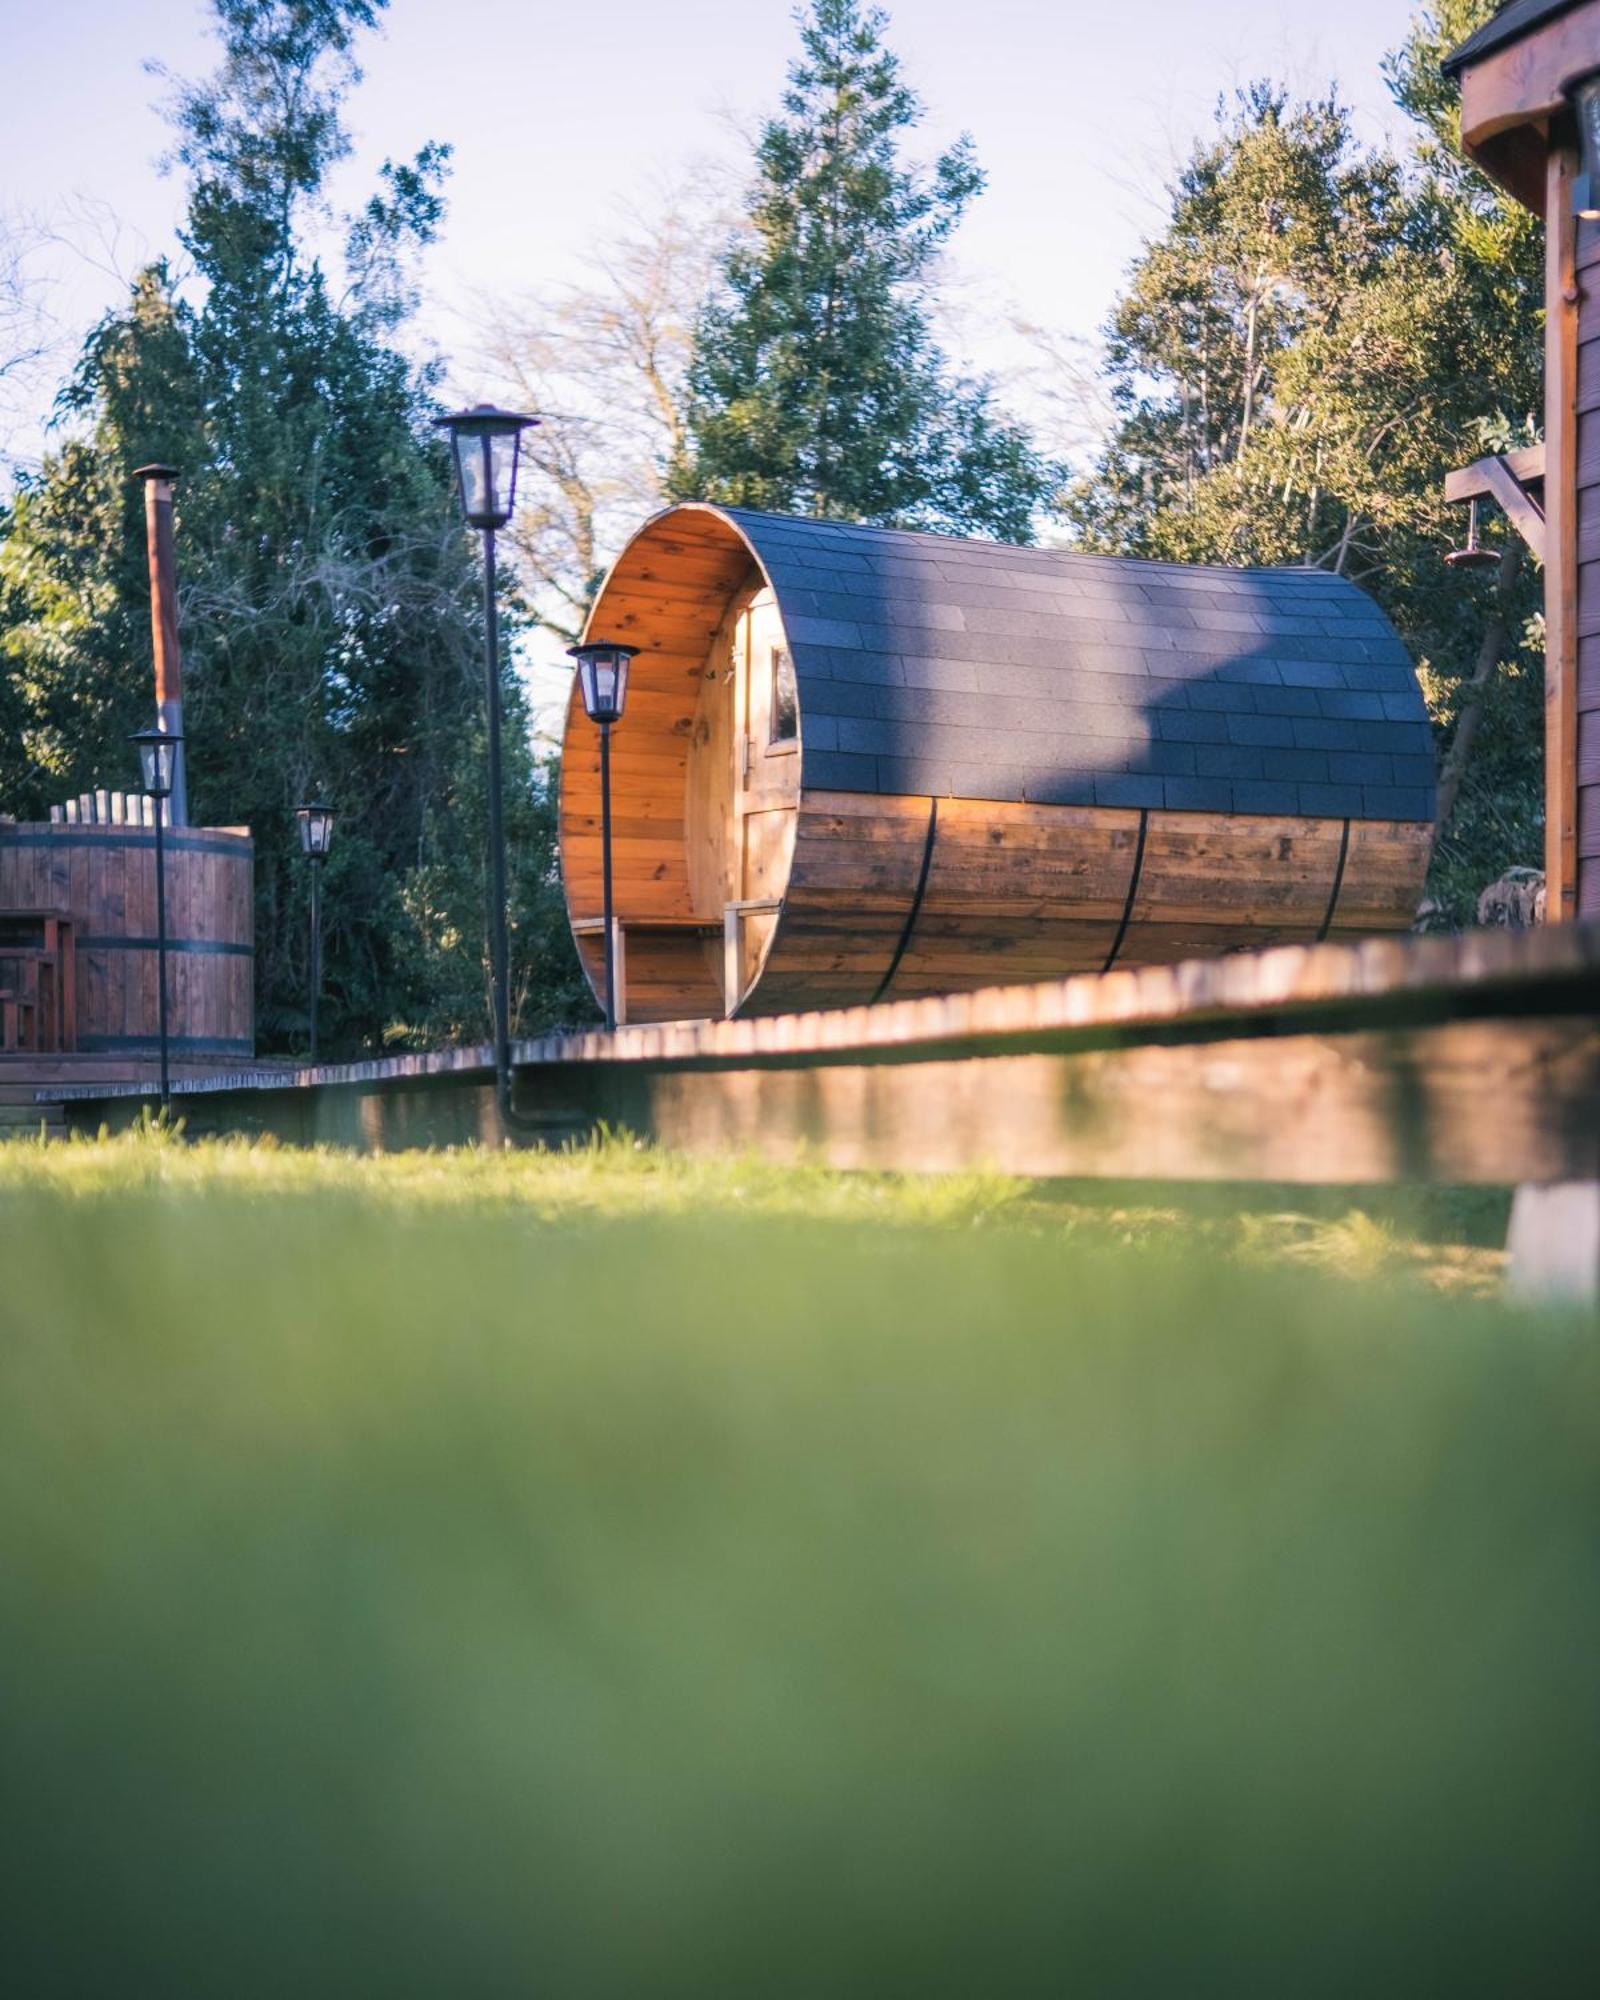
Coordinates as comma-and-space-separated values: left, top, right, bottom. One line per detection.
296, 802, 337, 859
130, 726, 182, 799
569, 640, 640, 726
434, 404, 538, 529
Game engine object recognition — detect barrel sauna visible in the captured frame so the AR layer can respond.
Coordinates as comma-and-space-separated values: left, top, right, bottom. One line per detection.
559, 505, 1436, 1023
0, 821, 254, 1058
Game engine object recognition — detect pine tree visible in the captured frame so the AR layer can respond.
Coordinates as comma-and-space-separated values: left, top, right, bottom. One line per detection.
0, 0, 591, 1049
669, 0, 1052, 541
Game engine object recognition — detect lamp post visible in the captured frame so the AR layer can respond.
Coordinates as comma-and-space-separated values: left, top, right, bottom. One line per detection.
568, 641, 639, 1032
295, 803, 336, 1063
130, 727, 181, 1110
434, 403, 538, 1123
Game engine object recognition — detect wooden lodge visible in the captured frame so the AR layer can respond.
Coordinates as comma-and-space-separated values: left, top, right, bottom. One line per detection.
1445, 0, 1600, 926
559, 504, 1436, 1023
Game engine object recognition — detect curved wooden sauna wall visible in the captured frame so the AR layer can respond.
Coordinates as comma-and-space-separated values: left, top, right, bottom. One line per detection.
560, 505, 1435, 1022
0, 821, 255, 1056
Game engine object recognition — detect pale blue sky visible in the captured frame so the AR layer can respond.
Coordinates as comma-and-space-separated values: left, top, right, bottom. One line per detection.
7, 0, 1418, 461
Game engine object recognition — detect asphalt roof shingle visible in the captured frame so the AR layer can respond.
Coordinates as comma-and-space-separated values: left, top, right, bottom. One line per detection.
724, 509, 1436, 825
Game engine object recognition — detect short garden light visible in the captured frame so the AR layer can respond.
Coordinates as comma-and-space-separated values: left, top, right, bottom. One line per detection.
130, 727, 182, 1109
569, 640, 640, 1032
295, 803, 336, 1062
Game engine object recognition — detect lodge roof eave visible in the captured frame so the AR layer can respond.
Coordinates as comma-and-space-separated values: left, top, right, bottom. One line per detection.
1443, 0, 1589, 77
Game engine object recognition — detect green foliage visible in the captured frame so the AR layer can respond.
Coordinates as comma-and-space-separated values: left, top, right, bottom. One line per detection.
0, 1141, 1594, 1991
0, 0, 590, 1050
669, 0, 1054, 540
1068, 5, 1546, 924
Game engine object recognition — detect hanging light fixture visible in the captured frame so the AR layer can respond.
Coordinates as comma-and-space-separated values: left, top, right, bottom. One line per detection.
1567, 69, 1600, 220
1444, 497, 1501, 570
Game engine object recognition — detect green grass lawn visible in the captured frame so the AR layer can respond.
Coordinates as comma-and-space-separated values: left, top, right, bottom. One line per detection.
1, 1129, 1595, 1994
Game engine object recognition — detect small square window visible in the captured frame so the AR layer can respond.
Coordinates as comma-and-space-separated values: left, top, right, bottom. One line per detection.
769, 646, 799, 745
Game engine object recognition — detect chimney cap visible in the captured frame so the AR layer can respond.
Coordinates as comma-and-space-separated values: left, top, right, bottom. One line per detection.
132, 463, 179, 484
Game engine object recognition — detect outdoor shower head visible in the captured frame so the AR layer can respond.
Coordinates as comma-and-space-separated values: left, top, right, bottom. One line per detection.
1444, 497, 1502, 569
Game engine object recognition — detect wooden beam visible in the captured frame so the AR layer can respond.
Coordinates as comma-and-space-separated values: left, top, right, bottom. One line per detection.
1444, 447, 1548, 562
1547, 144, 1582, 922
1444, 445, 1545, 497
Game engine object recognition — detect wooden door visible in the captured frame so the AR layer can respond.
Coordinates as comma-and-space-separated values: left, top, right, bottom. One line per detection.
732, 590, 800, 996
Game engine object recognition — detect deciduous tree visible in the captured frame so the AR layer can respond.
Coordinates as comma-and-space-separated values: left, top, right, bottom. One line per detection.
1066, 6, 1545, 924
0, 0, 592, 1049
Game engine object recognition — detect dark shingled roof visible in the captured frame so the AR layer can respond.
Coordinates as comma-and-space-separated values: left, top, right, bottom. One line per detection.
722, 509, 1436, 825
1442, 0, 1587, 75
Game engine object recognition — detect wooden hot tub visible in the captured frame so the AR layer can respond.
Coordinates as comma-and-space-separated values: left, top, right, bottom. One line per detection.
559, 505, 1435, 1023
0, 819, 254, 1059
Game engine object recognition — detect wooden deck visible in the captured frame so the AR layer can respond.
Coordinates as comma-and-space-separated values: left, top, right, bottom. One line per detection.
37, 921, 1600, 1192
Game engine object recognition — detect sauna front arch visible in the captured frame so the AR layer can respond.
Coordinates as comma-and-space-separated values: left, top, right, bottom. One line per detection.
558, 504, 1435, 1023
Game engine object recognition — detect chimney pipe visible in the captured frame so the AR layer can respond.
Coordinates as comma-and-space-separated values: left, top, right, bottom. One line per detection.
132, 463, 188, 825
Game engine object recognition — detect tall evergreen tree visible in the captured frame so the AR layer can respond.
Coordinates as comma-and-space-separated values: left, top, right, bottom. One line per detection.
1066, 5, 1545, 925
0, 0, 590, 1049
669, 0, 1053, 541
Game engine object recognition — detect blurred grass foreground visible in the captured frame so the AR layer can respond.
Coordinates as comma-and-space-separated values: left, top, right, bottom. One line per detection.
1, 1129, 1596, 1995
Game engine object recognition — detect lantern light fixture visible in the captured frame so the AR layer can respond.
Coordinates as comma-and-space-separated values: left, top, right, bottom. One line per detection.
131, 726, 181, 800
433, 403, 537, 529
296, 801, 337, 860
1568, 69, 1600, 219
569, 640, 638, 727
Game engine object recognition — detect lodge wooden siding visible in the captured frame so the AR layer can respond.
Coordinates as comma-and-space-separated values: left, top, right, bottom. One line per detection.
1579, 215, 1600, 918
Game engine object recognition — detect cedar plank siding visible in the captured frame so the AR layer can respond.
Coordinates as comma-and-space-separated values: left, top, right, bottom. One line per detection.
1580, 216, 1600, 918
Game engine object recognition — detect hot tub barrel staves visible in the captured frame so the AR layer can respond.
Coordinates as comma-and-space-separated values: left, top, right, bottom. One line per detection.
0, 820, 254, 1059
559, 505, 1435, 1025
